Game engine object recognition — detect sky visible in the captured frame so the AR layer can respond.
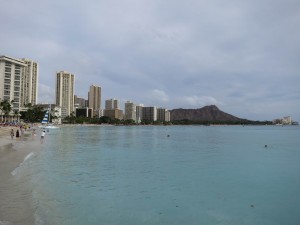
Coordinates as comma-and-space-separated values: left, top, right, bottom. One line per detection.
1, 0, 299, 121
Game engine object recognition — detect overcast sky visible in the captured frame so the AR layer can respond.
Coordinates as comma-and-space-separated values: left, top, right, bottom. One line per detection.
1, 0, 299, 121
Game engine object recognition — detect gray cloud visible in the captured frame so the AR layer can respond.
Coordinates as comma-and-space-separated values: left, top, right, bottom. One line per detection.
1, 0, 299, 121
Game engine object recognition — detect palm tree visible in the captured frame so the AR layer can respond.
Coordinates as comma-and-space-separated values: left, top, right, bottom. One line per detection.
0, 100, 12, 122
14, 110, 20, 123
24, 103, 33, 109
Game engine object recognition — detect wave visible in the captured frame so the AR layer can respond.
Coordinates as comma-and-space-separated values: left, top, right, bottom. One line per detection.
11, 152, 35, 176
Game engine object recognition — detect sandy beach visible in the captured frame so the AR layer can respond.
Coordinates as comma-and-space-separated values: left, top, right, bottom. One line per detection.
0, 126, 41, 225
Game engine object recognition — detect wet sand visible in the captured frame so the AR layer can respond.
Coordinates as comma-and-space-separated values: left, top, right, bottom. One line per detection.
0, 126, 41, 225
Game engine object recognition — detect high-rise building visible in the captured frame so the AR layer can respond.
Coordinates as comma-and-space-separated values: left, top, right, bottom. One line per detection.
124, 101, 136, 121
157, 108, 171, 122
0, 56, 27, 111
142, 106, 157, 121
20, 59, 39, 107
88, 85, 101, 110
104, 109, 123, 120
104, 98, 122, 119
135, 104, 143, 123
74, 95, 87, 108
55, 71, 75, 118
105, 98, 119, 110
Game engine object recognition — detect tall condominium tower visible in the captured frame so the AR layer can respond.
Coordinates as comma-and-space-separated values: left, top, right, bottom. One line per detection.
0, 56, 27, 111
124, 101, 136, 121
142, 106, 157, 121
20, 59, 39, 106
157, 108, 171, 122
55, 71, 75, 118
88, 85, 101, 110
136, 104, 144, 123
105, 98, 119, 110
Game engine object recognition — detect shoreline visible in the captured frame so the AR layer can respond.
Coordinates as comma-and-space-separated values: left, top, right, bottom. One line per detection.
0, 126, 41, 225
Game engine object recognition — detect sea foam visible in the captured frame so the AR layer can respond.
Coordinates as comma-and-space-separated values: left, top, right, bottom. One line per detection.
11, 152, 35, 176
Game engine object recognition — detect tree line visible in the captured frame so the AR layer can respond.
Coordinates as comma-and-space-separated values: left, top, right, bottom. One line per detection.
1, 99, 273, 125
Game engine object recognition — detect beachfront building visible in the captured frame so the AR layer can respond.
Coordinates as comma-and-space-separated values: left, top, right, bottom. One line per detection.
104, 98, 122, 120
0, 56, 27, 114
104, 109, 124, 120
166, 110, 171, 122
273, 116, 294, 125
20, 59, 39, 108
282, 116, 292, 125
55, 71, 75, 118
136, 104, 143, 123
88, 84, 101, 118
52, 106, 62, 124
142, 106, 157, 121
157, 108, 171, 122
124, 101, 136, 121
76, 108, 93, 118
105, 98, 119, 110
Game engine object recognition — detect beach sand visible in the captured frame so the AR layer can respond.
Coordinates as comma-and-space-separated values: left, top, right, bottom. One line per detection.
0, 126, 41, 225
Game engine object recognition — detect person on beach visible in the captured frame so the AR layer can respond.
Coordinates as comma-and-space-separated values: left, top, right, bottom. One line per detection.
20, 126, 24, 137
10, 129, 14, 139
16, 129, 20, 140
40, 130, 46, 144
32, 129, 36, 139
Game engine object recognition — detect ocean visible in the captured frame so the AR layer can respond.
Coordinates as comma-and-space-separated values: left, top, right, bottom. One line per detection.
6, 125, 300, 225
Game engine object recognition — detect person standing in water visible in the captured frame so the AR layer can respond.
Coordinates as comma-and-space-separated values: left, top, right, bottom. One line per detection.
10, 129, 14, 139
16, 129, 20, 140
40, 130, 46, 144
32, 129, 37, 139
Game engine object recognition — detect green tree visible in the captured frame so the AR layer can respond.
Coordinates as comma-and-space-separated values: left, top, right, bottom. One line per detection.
64, 111, 76, 124
99, 116, 112, 124
20, 105, 46, 122
14, 110, 20, 122
0, 99, 12, 122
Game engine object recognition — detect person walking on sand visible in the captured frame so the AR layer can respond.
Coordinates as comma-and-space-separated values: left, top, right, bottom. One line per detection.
40, 130, 46, 144
10, 129, 14, 139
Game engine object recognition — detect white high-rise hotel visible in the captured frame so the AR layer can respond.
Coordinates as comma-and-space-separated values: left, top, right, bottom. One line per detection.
55, 71, 75, 118
0, 56, 38, 111
21, 59, 39, 106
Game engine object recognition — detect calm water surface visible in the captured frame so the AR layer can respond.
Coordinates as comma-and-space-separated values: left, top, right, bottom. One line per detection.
18, 125, 300, 224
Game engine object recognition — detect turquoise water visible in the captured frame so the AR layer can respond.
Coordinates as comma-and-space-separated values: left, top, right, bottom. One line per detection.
23, 125, 300, 224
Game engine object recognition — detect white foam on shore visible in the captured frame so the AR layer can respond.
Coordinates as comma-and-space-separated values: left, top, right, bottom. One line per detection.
11, 152, 35, 176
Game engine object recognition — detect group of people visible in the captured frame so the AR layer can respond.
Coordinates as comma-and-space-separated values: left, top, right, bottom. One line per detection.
10, 127, 46, 144
9, 125, 28, 139
10, 128, 20, 140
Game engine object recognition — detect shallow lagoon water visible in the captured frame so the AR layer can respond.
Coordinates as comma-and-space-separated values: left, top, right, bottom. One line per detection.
15, 125, 300, 225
